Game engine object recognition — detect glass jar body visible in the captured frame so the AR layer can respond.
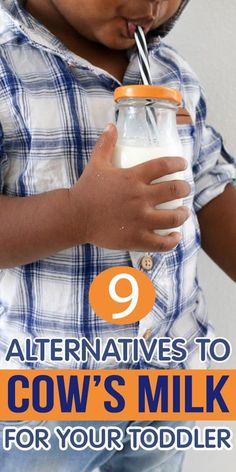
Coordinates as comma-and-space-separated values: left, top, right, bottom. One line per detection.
113, 98, 185, 235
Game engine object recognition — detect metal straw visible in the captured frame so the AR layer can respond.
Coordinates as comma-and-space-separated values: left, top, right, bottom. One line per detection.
134, 26, 157, 136
134, 26, 152, 85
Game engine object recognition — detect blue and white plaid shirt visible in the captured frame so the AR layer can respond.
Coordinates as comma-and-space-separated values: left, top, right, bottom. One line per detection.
0, 0, 235, 370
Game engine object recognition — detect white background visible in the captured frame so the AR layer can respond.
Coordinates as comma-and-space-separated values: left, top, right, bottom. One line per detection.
167, 0, 236, 469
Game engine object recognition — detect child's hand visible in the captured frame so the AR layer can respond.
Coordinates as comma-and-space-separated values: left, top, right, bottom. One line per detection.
68, 124, 191, 252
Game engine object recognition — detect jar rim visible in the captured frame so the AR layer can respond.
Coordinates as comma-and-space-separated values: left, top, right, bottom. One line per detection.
114, 85, 182, 106
116, 98, 178, 110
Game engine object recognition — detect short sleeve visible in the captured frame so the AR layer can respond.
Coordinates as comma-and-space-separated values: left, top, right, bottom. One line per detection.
192, 88, 236, 212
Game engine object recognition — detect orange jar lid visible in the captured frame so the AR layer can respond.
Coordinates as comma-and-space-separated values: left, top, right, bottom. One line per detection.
114, 85, 182, 106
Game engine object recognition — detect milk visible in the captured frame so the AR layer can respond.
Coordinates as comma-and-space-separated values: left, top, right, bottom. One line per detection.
113, 144, 185, 235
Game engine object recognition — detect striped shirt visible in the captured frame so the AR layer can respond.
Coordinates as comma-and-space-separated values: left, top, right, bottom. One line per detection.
0, 0, 235, 370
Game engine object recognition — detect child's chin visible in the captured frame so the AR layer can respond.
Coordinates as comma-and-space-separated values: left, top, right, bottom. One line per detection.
102, 36, 135, 51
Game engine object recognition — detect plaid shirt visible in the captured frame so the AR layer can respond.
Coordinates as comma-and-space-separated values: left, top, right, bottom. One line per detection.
0, 0, 235, 370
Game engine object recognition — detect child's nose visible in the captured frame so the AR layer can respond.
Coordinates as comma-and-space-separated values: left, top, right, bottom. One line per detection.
147, 0, 162, 18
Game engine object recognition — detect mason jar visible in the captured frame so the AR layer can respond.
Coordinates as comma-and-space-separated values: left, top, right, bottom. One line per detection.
113, 85, 186, 235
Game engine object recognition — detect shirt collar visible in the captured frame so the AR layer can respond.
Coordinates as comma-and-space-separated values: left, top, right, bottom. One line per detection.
0, 0, 86, 66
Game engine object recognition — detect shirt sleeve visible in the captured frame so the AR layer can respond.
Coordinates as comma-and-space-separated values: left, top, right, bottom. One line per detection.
193, 87, 236, 212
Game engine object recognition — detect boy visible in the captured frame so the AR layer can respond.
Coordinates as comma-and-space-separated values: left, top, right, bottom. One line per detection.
0, 0, 235, 471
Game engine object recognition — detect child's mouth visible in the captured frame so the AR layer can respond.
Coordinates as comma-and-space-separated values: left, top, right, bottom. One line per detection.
126, 19, 154, 39
127, 22, 137, 39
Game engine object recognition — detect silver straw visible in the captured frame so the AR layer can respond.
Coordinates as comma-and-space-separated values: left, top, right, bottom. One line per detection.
134, 26, 157, 137
134, 26, 153, 85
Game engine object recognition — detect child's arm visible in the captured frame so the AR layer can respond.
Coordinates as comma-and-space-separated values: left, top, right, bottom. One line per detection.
0, 124, 190, 268
192, 83, 236, 282
197, 183, 236, 282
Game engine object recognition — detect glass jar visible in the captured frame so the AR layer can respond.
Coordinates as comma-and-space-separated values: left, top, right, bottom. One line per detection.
112, 85, 186, 235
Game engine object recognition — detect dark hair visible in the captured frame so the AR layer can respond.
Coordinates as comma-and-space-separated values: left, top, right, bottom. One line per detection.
147, 0, 190, 39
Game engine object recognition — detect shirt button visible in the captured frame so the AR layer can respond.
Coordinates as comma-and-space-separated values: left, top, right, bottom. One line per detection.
143, 329, 153, 340
140, 255, 153, 271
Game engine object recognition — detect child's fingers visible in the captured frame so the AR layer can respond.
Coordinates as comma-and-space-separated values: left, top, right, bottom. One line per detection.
138, 231, 182, 252
147, 179, 191, 204
145, 206, 190, 230
92, 123, 118, 163
133, 156, 188, 183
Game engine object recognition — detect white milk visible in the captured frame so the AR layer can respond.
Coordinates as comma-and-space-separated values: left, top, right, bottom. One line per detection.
113, 144, 185, 235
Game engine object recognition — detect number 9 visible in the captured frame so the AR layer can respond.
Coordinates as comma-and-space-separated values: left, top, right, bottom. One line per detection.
109, 273, 139, 320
